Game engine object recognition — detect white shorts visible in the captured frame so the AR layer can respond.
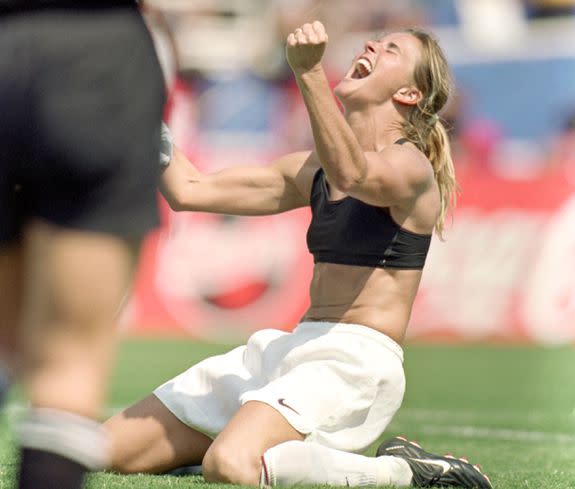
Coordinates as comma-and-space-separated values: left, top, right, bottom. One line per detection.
154, 321, 405, 453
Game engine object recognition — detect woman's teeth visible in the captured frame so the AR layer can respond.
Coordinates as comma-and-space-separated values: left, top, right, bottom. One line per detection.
355, 58, 373, 78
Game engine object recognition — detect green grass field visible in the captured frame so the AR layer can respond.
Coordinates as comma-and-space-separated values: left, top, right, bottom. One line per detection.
1, 339, 574, 489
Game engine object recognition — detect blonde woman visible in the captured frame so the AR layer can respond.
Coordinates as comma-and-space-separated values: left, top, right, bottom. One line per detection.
104, 22, 491, 489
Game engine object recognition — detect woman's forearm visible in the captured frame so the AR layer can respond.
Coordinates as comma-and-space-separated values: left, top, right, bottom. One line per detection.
295, 67, 367, 191
159, 147, 204, 211
159, 148, 309, 215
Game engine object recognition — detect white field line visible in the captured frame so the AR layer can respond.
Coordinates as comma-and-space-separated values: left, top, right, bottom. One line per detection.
395, 407, 575, 444
399, 407, 575, 424
3, 403, 574, 445
391, 422, 575, 445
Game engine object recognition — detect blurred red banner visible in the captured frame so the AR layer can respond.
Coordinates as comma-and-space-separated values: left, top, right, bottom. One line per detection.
410, 167, 575, 344
121, 167, 575, 344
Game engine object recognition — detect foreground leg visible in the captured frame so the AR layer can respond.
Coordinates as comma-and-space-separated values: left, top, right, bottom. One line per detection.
17, 222, 136, 489
104, 394, 213, 474
262, 441, 413, 487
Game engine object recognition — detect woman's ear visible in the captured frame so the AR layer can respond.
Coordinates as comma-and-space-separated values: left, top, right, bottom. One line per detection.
392, 86, 423, 106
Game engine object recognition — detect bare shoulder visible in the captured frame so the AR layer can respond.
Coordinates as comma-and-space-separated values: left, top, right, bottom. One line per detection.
379, 142, 435, 191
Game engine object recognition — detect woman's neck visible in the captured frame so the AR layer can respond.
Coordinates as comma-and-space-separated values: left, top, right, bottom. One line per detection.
344, 103, 406, 152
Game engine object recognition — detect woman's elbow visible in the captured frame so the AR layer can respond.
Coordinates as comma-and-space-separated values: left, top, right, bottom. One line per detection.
159, 188, 187, 212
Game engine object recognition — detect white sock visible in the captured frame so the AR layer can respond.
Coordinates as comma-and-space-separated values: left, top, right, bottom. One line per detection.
261, 441, 413, 487
17, 408, 110, 470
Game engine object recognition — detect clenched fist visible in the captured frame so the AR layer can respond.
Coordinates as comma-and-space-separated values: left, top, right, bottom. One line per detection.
286, 21, 328, 76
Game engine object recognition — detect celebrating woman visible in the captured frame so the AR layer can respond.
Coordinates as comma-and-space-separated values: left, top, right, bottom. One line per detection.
104, 22, 491, 489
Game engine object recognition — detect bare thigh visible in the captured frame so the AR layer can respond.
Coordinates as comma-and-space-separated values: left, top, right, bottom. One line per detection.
19, 221, 135, 418
203, 401, 305, 486
104, 394, 213, 474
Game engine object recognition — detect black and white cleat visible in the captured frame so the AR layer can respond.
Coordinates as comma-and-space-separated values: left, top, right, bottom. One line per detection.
376, 436, 493, 489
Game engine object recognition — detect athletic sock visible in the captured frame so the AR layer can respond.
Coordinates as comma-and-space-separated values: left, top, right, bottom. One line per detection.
17, 408, 109, 489
261, 440, 413, 487
19, 447, 87, 489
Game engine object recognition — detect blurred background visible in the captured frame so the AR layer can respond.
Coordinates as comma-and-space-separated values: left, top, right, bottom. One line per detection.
123, 0, 575, 345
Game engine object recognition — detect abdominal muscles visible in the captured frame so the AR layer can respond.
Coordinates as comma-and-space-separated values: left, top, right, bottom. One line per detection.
303, 262, 423, 344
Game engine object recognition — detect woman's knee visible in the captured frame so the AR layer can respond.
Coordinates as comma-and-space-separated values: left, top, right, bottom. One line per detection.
202, 442, 262, 486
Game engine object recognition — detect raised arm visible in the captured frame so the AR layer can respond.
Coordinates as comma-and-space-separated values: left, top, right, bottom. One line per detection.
159, 147, 316, 216
286, 22, 434, 208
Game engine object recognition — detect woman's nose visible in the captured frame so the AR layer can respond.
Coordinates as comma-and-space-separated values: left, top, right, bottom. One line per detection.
364, 40, 377, 54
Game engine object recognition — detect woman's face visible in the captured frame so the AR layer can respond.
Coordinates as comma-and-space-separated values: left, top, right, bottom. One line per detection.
334, 32, 423, 109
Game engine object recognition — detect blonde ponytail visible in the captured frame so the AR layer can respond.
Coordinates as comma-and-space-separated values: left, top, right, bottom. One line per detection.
427, 120, 456, 239
401, 28, 458, 239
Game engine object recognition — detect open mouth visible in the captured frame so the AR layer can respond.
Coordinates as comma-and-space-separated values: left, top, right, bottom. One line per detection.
351, 58, 373, 79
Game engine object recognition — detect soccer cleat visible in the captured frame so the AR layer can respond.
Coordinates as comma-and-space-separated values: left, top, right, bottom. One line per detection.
376, 436, 493, 489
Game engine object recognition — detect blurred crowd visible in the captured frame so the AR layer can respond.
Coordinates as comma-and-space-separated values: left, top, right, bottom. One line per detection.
142, 0, 575, 182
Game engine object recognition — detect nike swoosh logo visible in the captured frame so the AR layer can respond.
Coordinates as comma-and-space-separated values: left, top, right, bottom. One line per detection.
410, 458, 453, 474
278, 398, 300, 415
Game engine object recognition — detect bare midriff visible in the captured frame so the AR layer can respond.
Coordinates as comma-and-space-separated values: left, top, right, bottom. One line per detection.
302, 262, 423, 345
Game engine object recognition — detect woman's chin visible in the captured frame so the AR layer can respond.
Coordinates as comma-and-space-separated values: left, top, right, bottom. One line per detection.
334, 79, 355, 102
334, 80, 366, 109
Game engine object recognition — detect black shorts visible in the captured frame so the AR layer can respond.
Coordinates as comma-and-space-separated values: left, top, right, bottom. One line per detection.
0, 4, 166, 243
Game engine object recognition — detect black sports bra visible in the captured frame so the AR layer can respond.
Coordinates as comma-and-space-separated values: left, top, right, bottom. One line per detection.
306, 140, 432, 270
